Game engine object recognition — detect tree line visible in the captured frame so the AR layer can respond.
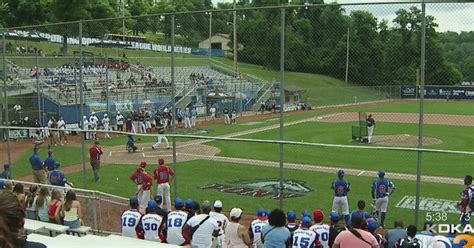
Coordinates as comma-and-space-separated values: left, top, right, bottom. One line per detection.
0, 0, 470, 85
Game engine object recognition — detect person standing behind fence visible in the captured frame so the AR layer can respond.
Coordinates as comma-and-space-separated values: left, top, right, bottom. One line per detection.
89, 112, 99, 140
184, 108, 191, 129
116, 111, 124, 132
0, 164, 12, 179
50, 162, 73, 188
367, 114, 376, 144
224, 108, 230, 125
101, 114, 111, 139
89, 141, 103, 182
191, 108, 197, 128
57, 116, 68, 145
30, 148, 47, 184
153, 158, 174, 212
210, 105, 216, 120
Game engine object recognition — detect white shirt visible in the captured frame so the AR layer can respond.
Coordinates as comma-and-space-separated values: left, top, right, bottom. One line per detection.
210, 107, 216, 114
166, 210, 188, 245
292, 228, 319, 248
414, 231, 435, 248
116, 114, 124, 125
121, 209, 141, 238
102, 117, 110, 127
186, 214, 219, 247
209, 211, 229, 237
310, 223, 330, 248
250, 219, 268, 248
427, 235, 451, 248
89, 116, 98, 127
57, 120, 66, 130
141, 213, 163, 242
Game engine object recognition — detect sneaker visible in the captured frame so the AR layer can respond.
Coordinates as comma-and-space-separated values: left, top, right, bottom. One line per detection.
151, 146, 155, 150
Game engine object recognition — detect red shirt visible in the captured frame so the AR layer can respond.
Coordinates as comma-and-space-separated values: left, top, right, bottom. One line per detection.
141, 173, 153, 191
130, 168, 144, 185
154, 166, 175, 184
89, 145, 103, 161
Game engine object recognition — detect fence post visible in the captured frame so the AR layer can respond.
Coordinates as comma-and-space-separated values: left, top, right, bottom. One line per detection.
79, 22, 88, 189
171, 14, 178, 199
2, 29, 12, 169
415, 0, 427, 228
35, 52, 42, 125
279, 7, 286, 210
92, 191, 98, 231
105, 55, 109, 115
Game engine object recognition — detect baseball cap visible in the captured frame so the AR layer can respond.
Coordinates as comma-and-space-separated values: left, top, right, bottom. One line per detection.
154, 195, 163, 204
140, 161, 147, 169
230, 208, 243, 218
378, 170, 385, 177
129, 196, 139, 206
313, 210, 324, 223
201, 200, 211, 212
257, 208, 268, 220
330, 212, 340, 222
147, 200, 158, 210
214, 200, 223, 209
54, 162, 60, 169
3, 164, 10, 170
185, 198, 194, 209
337, 170, 345, 177
302, 216, 312, 227
174, 198, 184, 207
366, 218, 378, 232
302, 211, 312, 219
158, 158, 164, 165
287, 211, 297, 221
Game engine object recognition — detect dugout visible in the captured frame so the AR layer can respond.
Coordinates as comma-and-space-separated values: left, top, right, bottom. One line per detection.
352, 112, 368, 143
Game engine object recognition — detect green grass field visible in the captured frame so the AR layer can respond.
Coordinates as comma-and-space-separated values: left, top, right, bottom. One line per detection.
66, 160, 465, 226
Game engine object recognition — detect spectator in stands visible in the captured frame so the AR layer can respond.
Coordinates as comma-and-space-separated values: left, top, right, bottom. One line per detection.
366, 218, 386, 247
395, 225, 421, 248
182, 201, 219, 246
333, 215, 379, 248
121, 197, 142, 238
29, 148, 48, 184
386, 220, 406, 248
261, 208, 291, 247
209, 200, 228, 247
328, 212, 345, 248
48, 189, 63, 224
33, 186, 51, 222
60, 190, 82, 229
223, 208, 251, 248
0, 164, 12, 179
0, 191, 47, 248
25, 184, 39, 220
50, 162, 73, 188
13, 183, 26, 211
351, 200, 372, 224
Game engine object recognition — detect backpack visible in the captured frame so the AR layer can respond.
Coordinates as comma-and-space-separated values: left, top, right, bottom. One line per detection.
400, 238, 422, 248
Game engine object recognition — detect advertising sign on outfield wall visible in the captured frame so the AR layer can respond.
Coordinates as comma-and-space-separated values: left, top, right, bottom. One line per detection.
401, 85, 474, 99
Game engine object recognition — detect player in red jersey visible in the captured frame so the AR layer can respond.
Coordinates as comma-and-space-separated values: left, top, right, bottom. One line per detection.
136, 166, 153, 214
153, 158, 174, 211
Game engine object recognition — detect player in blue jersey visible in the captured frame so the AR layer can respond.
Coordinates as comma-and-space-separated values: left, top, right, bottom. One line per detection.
49, 162, 73, 187
331, 170, 351, 224
371, 170, 396, 227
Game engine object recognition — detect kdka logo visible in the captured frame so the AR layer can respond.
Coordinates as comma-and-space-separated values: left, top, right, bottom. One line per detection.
200, 179, 313, 199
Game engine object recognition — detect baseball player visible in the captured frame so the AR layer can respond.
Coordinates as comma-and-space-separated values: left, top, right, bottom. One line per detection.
89, 112, 99, 140
249, 208, 269, 248
293, 216, 323, 248
116, 111, 124, 132
121, 197, 142, 238
210, 200, 229, 247
310, 210, 330, 248
331, 170, 351, 224
223, 107, 230, 125
367, 114, 376, 144
371, 170, 396, 228
191, 108, 197, 127
231, 108, 237, 124
153, 158, 174, 211
82, 116, 89, 140
57, 117, 68, 145
184, 108, 191, 129
136, 166, 153, 214
139, 110, 146, 134
151, 119, 170, 150
101, 114, 111, 139
127, 135, 138, 152
210, 106, 216, 120
130, 162, 147, 191
166, 198, 189, 245
132, 111, 139, 134
49, 162, 73, 188
135, 200, 164, 242
286, 211, 299, 242
459, 175, 473, 227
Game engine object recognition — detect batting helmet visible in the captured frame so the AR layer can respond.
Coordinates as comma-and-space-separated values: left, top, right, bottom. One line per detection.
158, 158, 165, 165
140, 161, 147, 169
378, 170, 385, 178
337, 170, 345, 177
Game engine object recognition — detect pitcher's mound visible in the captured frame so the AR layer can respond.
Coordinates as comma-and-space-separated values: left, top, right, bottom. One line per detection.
374, 134, 442, 146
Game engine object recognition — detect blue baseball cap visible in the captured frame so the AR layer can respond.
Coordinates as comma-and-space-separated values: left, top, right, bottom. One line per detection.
257, 208, 268, 219
185, 198, 194, 209
302, 211, 312, 219
129, 196, 139, 206
147, 200, 158, 210
302, 216, 312, 227
287, 211, 297, 221
330, 212, 340, 222
366, 218, 378, 232
174, 198, 184, 207
378, 170, 385, 177
337, 170, 345, 177
54, 162, 60, 169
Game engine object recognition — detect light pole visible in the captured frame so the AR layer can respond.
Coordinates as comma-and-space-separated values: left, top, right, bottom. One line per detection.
345, 27, 350, 83
233, 0, 237, 77
121, 0, 125, 41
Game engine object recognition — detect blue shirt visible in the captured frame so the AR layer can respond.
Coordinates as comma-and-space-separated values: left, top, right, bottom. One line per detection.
29, 154, 44, 171
127, 137, 135, 147
331, 179, 351, 196
0, 180, 5, 189
372, 178, 395, 198
350, 210, 371, 221
0, 171, 12, 179
49, 170, 67, 187
44, 157, 56, 171
191, 110, 197, 117
262, 225, 291, 248
386, 228, 407, 248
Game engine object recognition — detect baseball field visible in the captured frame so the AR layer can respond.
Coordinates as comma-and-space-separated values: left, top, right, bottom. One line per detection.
7, 100, 473, 227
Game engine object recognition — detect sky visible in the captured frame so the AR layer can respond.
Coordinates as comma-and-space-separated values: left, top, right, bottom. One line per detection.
211, 0, 474, 32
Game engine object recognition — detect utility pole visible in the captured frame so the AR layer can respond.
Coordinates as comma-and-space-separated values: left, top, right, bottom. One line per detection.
233, 0, 237, 77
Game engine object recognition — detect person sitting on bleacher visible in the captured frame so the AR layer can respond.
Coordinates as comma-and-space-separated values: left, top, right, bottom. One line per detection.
49, 162, 73, 188
135, 200, 165, 242
0, 191, 47, 248
59, 190, 82, 229
33, 186, 51, 223
48, 189, 63, 224
121, 197, 142, 238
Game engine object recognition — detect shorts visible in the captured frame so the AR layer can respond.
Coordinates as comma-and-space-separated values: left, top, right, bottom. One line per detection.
64, 219, 81, 229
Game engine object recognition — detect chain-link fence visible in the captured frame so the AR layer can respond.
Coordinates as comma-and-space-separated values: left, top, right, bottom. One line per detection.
1, 1, 473, 233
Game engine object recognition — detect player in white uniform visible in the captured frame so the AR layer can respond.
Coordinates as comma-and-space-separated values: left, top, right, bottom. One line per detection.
57, 117, 68, 145
166, 198, 189, 245
116, 111, 124, 132
101, 114, 110, 139
89, 112, 99, 140
249, 208, 269, 248
292, 216, 322, 248
121, 197, 142, 238
310, 210, 330, 248
210, 200, 229, 248
82, 116, 89, 140
136, 200, 164, 242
